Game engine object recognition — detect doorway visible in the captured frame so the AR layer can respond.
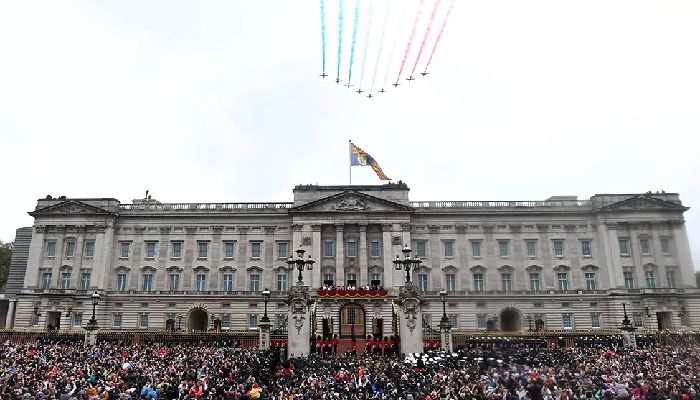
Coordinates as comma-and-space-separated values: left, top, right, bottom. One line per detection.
656, 311, 673, 330
339, 304, 365, 338
500, 308, 522, 331
46, 311, 61, 330
188, 308, 208, 331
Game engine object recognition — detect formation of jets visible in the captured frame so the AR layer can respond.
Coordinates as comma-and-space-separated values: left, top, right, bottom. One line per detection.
322, 70, 430, 99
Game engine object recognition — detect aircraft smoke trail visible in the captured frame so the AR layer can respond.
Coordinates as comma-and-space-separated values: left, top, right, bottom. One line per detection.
358, 2, 374, 90
395, 0, 425, 83
382, 1, 410, 89
346, 0, 361, 85
423, 0, 455, 73
336, 0, 345, 82
320, 0, 327, 74
370, 0, 391, 93
410, 0, 441, 77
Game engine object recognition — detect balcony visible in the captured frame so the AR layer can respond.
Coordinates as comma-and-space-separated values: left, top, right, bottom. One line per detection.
118, 202, 293, 213
410, 200, 591, 209
316, 288, 388, 298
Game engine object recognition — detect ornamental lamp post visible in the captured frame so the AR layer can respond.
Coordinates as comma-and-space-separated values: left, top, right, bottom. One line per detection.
393, 244, 422, 283
259, 288, 273, 350
527, 314, 533, 331
177, 314, 184, 331
261, 288, 271, 323
438, 289, 452, 351
287, 246, 315, 284
84, 291, 100, 331
620, 303, 637, 348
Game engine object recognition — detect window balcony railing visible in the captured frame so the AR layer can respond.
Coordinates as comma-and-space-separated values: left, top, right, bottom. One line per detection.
316, 287, 388, 298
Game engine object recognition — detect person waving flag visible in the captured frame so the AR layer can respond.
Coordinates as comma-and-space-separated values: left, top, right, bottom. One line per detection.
349, 141, 391, 181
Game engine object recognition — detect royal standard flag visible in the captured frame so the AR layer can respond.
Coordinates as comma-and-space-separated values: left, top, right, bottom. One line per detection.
350, 142, 391, 180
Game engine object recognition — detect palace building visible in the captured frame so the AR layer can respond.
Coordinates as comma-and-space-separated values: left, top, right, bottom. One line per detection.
4, 183, 699, 336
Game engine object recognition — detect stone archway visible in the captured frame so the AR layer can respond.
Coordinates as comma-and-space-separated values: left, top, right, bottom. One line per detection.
500, 308, 522, 331
188, 308, 208, 331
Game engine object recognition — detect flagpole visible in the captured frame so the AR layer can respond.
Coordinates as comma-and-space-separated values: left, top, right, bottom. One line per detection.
348, 139, 352, 185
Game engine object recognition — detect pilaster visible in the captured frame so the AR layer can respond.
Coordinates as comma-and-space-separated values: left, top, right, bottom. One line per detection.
311, 224, 322, 289
359, 224, 368, 286
335, 224, 345, 286
382, 224, 394, 288
24, 226, 45, 288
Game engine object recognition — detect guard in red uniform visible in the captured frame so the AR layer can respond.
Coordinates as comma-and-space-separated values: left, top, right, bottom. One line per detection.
366, 335, 374, 355
331, 334, 339, 355
315, 336, 323, 355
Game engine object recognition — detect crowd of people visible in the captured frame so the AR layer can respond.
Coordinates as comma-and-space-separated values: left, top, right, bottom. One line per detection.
2, 337, 700, 400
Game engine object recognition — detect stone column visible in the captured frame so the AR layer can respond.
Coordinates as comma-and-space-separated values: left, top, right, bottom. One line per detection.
94, 223, 114, 291
24, 225, 46, 289
439, 319, 453, 352
84, 330, 98, 347
5, 299, 16, 329
287, 284, 311, 358
359, 225, 368, 286
381, 224, 394, 288
335, 225, 345, 286
259, 317, 272, 350
311, 225, 322, 289
398, 283, 424, 355
672, 223, 695, 288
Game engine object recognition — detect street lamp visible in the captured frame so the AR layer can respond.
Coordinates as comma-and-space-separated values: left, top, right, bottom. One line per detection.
287, 246, 315, 284
261, 288, 271, 324
84, 291, 100, 331
177, 314, 184, 331
393, 244, 422, 283
620, 303, 637, 347
527, 314, 533, 331
439, 289, 450, 328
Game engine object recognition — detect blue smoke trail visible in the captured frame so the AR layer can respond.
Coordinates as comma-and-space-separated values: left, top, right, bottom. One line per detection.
346, 0, 361, 85
336, 0, 344, 82
320, 0, 326, 74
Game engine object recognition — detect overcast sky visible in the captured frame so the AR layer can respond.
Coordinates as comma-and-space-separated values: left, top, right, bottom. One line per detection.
1, 1, 699, 266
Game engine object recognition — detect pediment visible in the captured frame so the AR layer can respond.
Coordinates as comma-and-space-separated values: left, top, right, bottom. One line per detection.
290, 191, 414, 213
29, 200, 114, 217
602, 195, 688, 212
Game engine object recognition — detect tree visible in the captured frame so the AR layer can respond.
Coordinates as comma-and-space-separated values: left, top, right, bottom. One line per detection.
0, 240, 11, 292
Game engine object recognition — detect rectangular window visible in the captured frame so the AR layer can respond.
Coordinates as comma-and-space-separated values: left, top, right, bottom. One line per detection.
116, 273, 127, 291
223, 274, 233, 292
501, 273, 512, 292
198, 242, 208, 258
84, 241, 95, 257
446, 274, 456, 292
139, 313, 149, 329
585, 272, 597, 290
443, 241, 454, 257
277, 274, 288, 291
46, 241, 56, 257
249, 274, 260, 292
144, 242, 155, 258
346, 241, 357, 257
477, 314, 487, 329
645, 271, 656, 288
633, 313, 643, 327
120, 242, 130, 258
113, 313, 122, 328
667, 271, 677, 289
660, 238, 672, 255
624, 271, 635, 289
416, 241, 426, 257
224, 242, 235, 258
619, 239, 630, 256
72, 313, 82, 327
196, 274, 206, 292
169, 273, 180, 291
526, 241, 536, 257
471, 241, 481, 257
142, 274, 153, 292
498, 241, 509, 257
277, 242, 288, 258
529, 273, 540, 291
553, 240, 564, 257
581, 240, 592, 257
474, 274, 484, 292
322, 273, 334, 286
639, 239, 650, 255
557, 273, 569, 291
221, 314, 231, 329
590, 313, 601, 328
323, 241, 334, 257
249, 314, 258, 329
41, 272, 52, 289
417, 273, 428, 292
562, 313, 573, 329
172, 242, 182, 258
80, 272, 91, 290
370, 272, 381, 286
65, 241, 76, 257
276, 314, 286, 329
370, 241, 380, 257
346, 273, 357, 286
60, 272, 71, 289
448, 314, 458, 329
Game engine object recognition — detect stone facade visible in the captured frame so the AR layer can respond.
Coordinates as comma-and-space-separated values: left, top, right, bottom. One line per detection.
5, 184, 699, 336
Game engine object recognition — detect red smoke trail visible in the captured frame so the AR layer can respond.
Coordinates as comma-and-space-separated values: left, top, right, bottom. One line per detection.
423, 0, 455, 74
394, 0, 425, 83
410, 0, 442, 78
